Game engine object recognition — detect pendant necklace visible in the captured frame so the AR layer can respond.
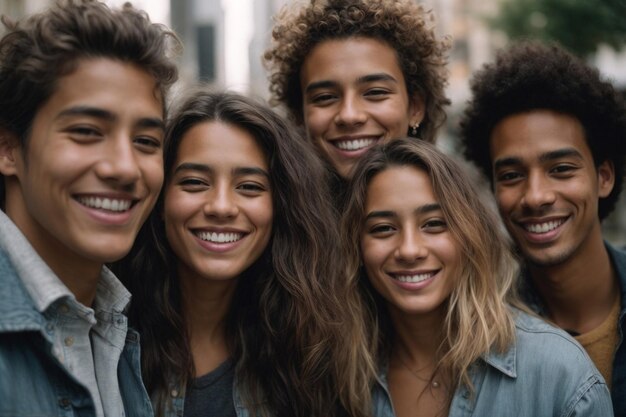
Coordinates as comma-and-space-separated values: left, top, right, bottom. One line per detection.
396, 354, 441, 389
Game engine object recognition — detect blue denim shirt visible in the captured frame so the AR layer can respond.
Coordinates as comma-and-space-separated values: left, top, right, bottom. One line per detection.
0, 248, 153, 417
521, 243, 626, 415
372, 310, 613, 417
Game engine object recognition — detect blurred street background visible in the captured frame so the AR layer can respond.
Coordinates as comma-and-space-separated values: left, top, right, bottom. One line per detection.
2, 0, 625, 244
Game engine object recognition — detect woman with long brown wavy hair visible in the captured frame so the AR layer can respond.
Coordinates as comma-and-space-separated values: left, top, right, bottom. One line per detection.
115, 90, 371, 417
342, 139, 612, 416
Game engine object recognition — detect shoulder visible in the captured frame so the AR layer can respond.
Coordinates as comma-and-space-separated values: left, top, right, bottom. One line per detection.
606, 242, 626, 282
512, 309, 593, 368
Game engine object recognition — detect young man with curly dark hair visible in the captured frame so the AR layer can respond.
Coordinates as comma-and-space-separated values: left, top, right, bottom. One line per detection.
460, 41, 626, 413
0, 0, 178, 415
264, 0, 449, 179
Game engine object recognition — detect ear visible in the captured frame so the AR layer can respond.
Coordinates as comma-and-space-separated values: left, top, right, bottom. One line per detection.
597, 160, 615, 198
0, 130, 20, 176
408, 94, 426, 127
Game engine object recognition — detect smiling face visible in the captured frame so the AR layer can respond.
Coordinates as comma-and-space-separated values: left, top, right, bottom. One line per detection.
1, 58, 164, 269
360, 166, 460, 318
300, 37, 424, 179
490, 110, 614, 267
164, 121, 273, 283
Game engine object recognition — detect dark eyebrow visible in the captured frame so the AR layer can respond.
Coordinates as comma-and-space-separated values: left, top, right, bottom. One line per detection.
493, 157, 522, 171
356, 73, 397, 84
539, 148, 583, 163
304, 80, 338, 94
304, 73, 397, 94
365, 210, 395, 221
173, 162, 212, 175
494, 148, 584, 171
56, 106, 116, 122
137, 117, 165, 132
233, 167, 270, 180
56, 105, 164, 131
364, 203, 441, 221
416, 203, 441, 215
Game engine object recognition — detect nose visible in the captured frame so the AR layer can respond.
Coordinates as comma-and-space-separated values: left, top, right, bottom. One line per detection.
95, 135, 141, 188
203, 183, 239, 219
334, 93, 367, 127
521, 172, 556, 209
394, 229, 428, 263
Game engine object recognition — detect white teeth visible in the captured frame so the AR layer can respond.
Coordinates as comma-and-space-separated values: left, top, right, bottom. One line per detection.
525, 219, 564, 234
395, 273, 434, 283
78, 197, 132, 212
196, 231, 243, 243
335, 138, 377, 151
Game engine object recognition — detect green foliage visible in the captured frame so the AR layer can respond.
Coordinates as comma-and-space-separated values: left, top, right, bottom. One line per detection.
491, 0, 626, 56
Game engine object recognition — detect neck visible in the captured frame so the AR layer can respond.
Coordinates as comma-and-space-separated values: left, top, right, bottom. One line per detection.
179, 264, 238, 375
388, 304, 445, 368
528, 227, 617, 334
5, 200, 101, 307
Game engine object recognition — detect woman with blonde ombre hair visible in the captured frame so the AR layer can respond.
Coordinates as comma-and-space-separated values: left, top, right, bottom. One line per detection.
341, 139, 612, 416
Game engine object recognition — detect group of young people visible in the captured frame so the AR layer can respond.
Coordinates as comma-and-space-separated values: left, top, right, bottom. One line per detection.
0, 0, 624, 417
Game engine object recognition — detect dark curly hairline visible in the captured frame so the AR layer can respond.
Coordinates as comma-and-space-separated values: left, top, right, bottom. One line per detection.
460, 42, 626, 220
265, 0, 450, 143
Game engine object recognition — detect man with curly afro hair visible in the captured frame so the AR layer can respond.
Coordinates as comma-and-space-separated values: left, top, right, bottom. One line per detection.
264, 0, 449, 180
460, 41, 626, 413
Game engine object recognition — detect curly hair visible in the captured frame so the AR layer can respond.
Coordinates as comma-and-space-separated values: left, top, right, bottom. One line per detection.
115, 90, 374, 417
264, 0, 450, 143
341, 138, 519, 403
0, 0, 179, 205
460, 41, 626, 220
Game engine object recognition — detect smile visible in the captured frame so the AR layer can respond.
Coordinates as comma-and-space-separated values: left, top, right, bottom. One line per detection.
195, 231, 244, 243
77, 196, 133, 212
392, 271, 436, 283
333, 137, 378, 151
523, 218, 566, 234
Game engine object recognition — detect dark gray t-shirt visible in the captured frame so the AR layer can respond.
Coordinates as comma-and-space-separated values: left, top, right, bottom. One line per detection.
184, 359, 236, 417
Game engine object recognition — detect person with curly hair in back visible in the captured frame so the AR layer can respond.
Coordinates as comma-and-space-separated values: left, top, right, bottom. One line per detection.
264, 0, 450, 183
460, 41, 626, 415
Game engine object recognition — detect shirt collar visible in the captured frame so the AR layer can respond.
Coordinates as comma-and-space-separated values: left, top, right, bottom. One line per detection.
0, 210, 130, 315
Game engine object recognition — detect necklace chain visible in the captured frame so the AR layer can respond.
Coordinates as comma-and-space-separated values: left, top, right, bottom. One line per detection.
396, 354, 441, 389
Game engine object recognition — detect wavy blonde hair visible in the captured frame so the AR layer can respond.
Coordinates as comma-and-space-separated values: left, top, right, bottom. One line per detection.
341, 139, 521, 400
263, 0, 450, 142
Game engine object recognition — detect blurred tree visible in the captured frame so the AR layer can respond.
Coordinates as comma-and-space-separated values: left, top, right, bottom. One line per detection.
491, 0, 626, 56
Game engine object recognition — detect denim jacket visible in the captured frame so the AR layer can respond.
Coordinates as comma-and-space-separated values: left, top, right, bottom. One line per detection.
521, 243, 626, 415
0, 248, 153, 417
372, 310, 613, 417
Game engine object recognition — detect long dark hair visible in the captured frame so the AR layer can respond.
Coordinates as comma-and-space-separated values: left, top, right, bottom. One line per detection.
115, 89, 372, 417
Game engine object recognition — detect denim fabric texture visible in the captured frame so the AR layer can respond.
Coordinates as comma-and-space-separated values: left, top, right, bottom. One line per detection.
372, 310, 614, 417
159, 376, 253, 417
521, 243, 626, 415
0, 247, 153, 417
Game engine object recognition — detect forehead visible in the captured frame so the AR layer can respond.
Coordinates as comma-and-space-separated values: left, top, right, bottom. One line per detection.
365, 166, 435, 210
175, 121, 268, 169
489, 110, 592, 165
39, 57, 163, 120
300, 36, 405, 86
